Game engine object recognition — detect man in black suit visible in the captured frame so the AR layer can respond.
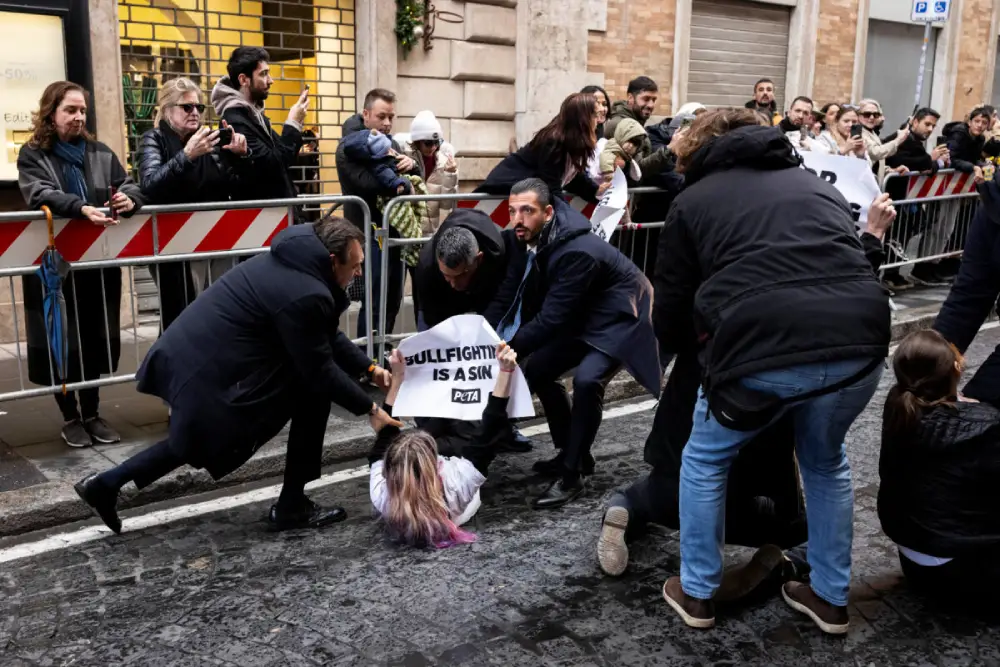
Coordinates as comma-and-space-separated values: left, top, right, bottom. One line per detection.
211, 46, 308, 207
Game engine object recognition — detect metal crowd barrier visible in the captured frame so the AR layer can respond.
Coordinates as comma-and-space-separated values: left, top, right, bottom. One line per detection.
0, 195, 371, 403
880, 169, 981, 271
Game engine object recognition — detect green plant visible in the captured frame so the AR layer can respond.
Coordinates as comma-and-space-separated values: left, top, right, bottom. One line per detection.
395, 0, 424, 58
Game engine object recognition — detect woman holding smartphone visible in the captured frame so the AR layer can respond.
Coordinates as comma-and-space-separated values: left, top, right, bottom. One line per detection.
138, 77, 249, 330
816, 105, 871, 165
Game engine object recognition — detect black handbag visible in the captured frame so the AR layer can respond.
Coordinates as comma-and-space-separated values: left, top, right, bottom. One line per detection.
708, 357, 883, 432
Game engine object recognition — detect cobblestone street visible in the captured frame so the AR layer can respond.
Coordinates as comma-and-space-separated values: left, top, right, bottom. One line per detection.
3, 328, 1000, 667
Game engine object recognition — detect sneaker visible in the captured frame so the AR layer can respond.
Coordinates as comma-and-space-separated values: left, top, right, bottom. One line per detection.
781, 581, 849, 635
84, 417, 120, 444
61, 419, 92, 448
715, 544, 785, 604
663, 576, 715, 629
597, 506, 630, 576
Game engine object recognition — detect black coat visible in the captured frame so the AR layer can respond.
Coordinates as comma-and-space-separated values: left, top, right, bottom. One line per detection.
942, 121, 1000, 174
476, 140, 599, 203
136, 224, 374, 479
415, 208, 516, 328
212, 77, 302, 203
501, 198, 661, 397
884, 130, 940, 200
17, 141, 144, 386
655, 125, 890, 393
138, 120, 238, 205
335, 114, 414, 229
879, 401, 1000, 558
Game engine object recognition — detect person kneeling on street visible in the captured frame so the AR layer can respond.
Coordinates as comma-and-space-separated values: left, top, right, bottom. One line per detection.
74, 217, 399, 534
368, 343, 519, 548
495, 178, 661, 509
879, 329, 1000, 613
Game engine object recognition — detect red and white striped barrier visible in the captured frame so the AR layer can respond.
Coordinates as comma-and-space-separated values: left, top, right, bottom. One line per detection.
904, 171, 976, 200
456, 196, 598, 227
0, 207, 289, 269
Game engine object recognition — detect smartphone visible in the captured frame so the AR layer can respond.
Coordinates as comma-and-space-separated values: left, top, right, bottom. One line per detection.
217, 126, 233, 146
935, 135, 948, 147
800, 126, 809, 142
108, 185, 118, 221
850, 123, 863, 139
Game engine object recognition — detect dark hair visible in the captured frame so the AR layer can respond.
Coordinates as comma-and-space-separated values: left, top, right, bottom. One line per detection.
527, 92, 597, 176
790, 96, 814, 108
580, 85, 610, 109
970, 105, 993, 122
28, 81, 92, 150
673, 108, 765, 173
820, 102, 840, 115
313, 216, 364, 262
835, 105, 859, 122
227, 46, 270, 85
510, 178, 552, 208
913, 107, 941, 122
364, 88, 396, 110
627, 76, 658, 97
884, 329, 961, 436
436, 227, 479, 269
754, 78, 774, 91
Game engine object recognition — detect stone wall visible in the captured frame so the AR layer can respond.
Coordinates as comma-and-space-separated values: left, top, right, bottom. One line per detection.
951, 0, 996, 117
812, 0, 864, 104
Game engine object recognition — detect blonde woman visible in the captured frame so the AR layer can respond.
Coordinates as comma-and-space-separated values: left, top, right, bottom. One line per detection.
857, 99, 909, 183
367, 343, 518, 548
138, 77, 248, 329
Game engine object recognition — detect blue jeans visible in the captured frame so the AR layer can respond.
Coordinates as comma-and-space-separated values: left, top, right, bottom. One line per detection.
679, 358, 883, 607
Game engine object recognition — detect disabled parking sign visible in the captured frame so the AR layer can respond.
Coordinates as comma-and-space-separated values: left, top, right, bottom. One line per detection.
912, 0, 950, 22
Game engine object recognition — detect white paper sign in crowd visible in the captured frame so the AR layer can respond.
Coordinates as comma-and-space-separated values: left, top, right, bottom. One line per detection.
590, 168, 628, 241
393, 315, 536, 420
800, 152, 882, 228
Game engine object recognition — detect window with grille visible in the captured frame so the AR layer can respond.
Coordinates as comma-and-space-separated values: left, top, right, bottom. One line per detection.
118, 0, 357, 205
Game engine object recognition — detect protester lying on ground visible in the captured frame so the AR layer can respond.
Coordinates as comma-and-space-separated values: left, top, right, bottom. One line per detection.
18, 81, 144, 450
139, 76, 248, 331
74, 217, 399, 535
478, 93, 602, 202
493, 178, 661, 509
879, 329, 1000, 611
654, 109, 890, 634
368, 344, 519, 548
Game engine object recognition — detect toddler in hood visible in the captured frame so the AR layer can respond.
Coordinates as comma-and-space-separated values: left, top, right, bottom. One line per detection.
599, 118, 646, 183
340, 128, 410, 194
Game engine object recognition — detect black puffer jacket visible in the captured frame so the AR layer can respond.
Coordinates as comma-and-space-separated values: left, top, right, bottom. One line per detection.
879, 401, 1000, 557
655, 125, 890, 390
138, 120, 238, 204
942, 121, 1000, 174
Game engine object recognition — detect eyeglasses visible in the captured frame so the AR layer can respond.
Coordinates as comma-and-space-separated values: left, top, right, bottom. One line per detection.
860, 111, 883, 119
173, 103, 206, 114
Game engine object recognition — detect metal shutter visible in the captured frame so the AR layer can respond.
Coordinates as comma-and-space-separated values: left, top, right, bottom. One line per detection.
863, 20, 938, 131
688, 0, 791, 109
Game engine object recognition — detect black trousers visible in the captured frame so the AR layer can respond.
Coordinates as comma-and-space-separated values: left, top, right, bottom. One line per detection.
55, 388, 100, 422
900, 552, 1000, 614
521, 339, 621, 481
98, 393, 331, 497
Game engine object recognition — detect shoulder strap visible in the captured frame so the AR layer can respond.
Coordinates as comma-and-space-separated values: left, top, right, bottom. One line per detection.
776, 357, 883, 407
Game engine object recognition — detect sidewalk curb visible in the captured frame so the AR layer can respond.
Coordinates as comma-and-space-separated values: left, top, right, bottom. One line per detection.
0, 309, 940, 538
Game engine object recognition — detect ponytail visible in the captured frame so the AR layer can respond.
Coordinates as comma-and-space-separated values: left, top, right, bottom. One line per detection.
884, 385, 948, 437
886, 329, 963, 439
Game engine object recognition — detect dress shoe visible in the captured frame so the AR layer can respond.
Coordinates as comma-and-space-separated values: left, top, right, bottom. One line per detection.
597, 506, 630, 576
531, 452, 596, 477
499, 426, 534, 453
532, 477, 586, 509
663, 576, 715, 629
74, 473, 122, 534
268, 498, 347, 531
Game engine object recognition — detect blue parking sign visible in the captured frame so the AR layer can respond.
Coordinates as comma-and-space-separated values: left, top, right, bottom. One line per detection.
915, 1, 927, 12
912, 0, 949, 21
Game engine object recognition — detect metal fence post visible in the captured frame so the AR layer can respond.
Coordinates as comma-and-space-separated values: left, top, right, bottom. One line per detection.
361, 200, 375, 360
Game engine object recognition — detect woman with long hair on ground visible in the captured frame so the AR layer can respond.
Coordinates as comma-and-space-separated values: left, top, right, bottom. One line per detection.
368, 343, 518, 548
476, 92, 603, 201
878, 329, 1000, 612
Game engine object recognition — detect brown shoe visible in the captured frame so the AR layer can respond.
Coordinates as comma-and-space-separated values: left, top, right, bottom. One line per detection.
662, 576, 715, 629
715, 544, 785, 604
781, 581, 849, 635
597, 506, 630, 576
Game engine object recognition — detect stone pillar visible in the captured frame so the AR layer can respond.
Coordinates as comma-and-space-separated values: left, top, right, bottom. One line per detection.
356, 0, 398, 109
951, 0, 995, 116
812, 0, 865, 104
785, 0, 819, 98
931, 0, 964, 126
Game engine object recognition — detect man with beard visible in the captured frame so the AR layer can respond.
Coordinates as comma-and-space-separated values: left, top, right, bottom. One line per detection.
211, 47, 308, 205
778, 96, 817, 148
745, 78, 782, 126
604, 76, 658, 147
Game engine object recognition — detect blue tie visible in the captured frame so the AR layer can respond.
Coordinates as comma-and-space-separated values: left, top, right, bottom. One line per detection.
498, 252, 535, 341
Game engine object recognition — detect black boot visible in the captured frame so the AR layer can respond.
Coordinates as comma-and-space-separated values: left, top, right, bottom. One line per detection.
74, 474, 122, 534
532, 476, 586, 509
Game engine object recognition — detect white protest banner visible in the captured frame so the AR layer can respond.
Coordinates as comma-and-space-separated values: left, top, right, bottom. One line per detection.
800, 152, 881, 229
393, 314, 535, 420
590, 167, 628, 241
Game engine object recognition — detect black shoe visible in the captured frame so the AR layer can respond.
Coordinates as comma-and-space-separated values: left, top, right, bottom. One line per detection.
532, 477, 586, 509
531, 452, 596, 477
84, 417, 120, 444
62, 419, 92, 448
882, 273, 913, 291
267, 498, 347, 531
499, 426, 533, 453
909, 264, 946, 286
74, 473, 122, 534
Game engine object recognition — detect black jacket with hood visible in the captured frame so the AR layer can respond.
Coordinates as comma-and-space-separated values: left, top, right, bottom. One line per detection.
211, 76, 302, 204
942, 121, 1000, 174
498, 198, 661, 397
476, 139, 599, 203
138, 119, 238, 204
135, 224, 374, 479
415, 209, 516, 328
879, 400, 1000, 559
655, 125, 890, 393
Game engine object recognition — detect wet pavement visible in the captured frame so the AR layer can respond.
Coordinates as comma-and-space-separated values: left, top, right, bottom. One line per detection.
2, 325, 999, 667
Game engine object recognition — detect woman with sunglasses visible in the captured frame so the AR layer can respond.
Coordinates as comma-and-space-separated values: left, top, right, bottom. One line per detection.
395, 110, 458, 236
138, 77, 249, 331
858, 99, 909, 184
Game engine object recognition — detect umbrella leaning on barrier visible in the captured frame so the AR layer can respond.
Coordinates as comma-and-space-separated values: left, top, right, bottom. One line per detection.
36, 205, 71, 394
